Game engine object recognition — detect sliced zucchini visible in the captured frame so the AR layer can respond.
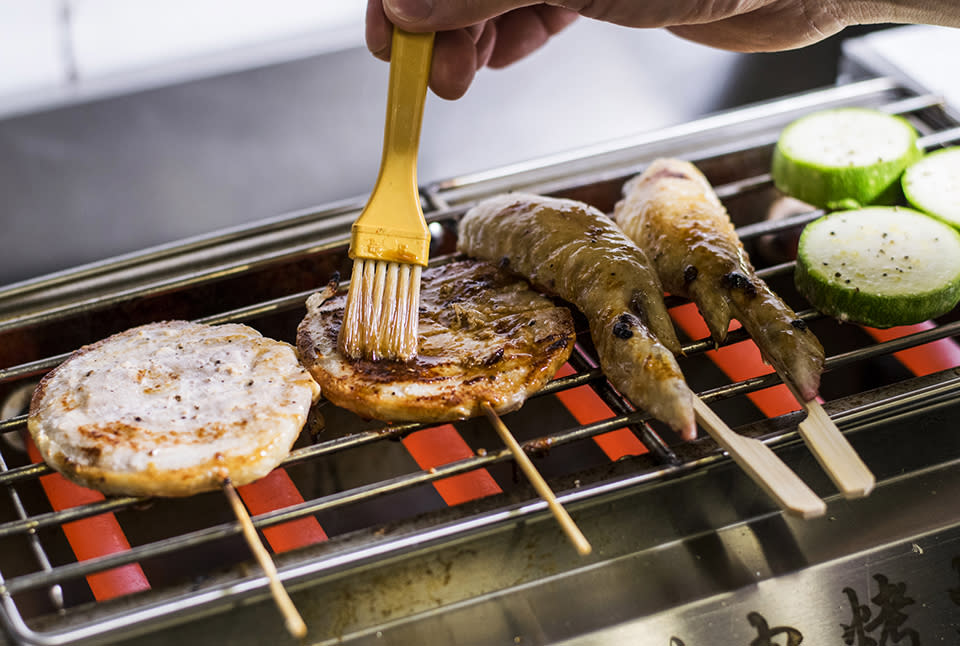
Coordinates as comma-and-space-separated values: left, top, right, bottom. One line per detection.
795, 206, 960, 328
902, 146, 960, 229
772, 108, 922, 210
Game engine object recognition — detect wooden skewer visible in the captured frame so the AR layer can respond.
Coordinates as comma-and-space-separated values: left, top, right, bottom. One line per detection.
223, 480, 308, 640
481, 402, 592, 556
783, 382, 875, 499
693, 397, 826, 519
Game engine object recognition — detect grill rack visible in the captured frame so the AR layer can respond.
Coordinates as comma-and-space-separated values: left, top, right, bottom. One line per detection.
1, 76, 960, 645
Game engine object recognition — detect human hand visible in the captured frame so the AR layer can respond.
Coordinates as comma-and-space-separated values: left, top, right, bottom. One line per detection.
366, 0, 578, 100
367, 0, 960, 100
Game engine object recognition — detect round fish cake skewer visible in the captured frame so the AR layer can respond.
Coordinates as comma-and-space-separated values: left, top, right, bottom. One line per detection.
28, 320, 321, 498
28, 321, 320, 637
297, 259, 576, 423
299, 259, 587, 553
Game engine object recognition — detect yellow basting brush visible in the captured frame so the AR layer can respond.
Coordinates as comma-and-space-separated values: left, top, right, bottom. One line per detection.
340, 29, 434, 362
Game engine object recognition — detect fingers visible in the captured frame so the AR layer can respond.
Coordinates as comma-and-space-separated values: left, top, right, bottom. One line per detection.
367, 0, 482, 100
666, 2, 846, 52
488, 6, 578, 68
366, 0, 393, 60
367, 2, 576, 100
431, 29, 480, 100
426, 7, 575, 98
475, 21, 498, 69
383, 0, 539, 31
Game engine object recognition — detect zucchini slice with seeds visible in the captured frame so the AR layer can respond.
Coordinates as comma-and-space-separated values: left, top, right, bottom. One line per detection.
795, 206, 960, 328
903, 146, 960, 229
772, 108, 922, 210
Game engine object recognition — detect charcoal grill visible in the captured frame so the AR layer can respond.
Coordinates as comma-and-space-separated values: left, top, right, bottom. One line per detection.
2, 74, 960, 645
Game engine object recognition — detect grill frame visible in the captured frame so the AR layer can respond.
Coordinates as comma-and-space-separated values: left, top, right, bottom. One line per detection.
1, 76, 960, 645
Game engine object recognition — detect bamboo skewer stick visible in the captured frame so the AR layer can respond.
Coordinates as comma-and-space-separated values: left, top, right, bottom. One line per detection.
693, 397, 826, 519
481, 402, 592, 556
223, 480, 307, 640
783, 381, 875, 499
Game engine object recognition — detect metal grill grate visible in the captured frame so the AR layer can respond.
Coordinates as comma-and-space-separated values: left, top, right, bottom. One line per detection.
1, 76, 960, 645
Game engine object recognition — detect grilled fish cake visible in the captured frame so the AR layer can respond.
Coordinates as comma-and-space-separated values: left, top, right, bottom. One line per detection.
28, 321, 321, 497
457, 193, 696, 440
297, 260, 575, 422
614, 158, 825, 401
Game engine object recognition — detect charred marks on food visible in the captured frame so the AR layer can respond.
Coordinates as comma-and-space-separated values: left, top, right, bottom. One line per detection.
526, 435, 555, 457
439, 274, 500, 304
683, 265, 698, 284
646, 167, 691, 182
543, 335, 572, 355
721, 271, 757, 297
463, 374, 498, 385
483, 348, 505, 367
790, 318, 808, 331
585, 225, 604, 244
612, 313, 639, 339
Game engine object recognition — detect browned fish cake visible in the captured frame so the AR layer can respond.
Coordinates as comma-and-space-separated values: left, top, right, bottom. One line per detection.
297, 260, 575, 422
28, 321, 321, 497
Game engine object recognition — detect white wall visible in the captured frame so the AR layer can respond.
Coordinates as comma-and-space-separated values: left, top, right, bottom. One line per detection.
0, 0, 366, 113
0, 1, 64, 95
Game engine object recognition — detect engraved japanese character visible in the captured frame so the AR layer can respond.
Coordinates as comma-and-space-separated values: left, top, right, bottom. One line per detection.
841, 574, 920, 646
842, 586, 877, 646
747, 611, 803, 645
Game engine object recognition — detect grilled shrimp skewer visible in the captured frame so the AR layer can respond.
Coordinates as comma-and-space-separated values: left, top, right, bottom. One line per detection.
613, 158, 825, 402
458, 193, 696, 440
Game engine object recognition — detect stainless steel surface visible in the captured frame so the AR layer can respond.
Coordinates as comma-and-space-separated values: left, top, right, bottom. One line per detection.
1, 72, 960, 645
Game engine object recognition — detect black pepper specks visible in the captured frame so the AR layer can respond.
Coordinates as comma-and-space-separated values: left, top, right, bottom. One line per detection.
683, 265, 698, 284
612, 313, 636, 339
721, 271, 757, 296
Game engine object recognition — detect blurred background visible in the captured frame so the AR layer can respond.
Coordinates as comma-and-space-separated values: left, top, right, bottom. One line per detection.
0, 0, 881, 286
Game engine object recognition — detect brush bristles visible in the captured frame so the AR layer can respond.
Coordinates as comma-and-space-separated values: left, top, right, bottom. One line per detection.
339, 259, 421, 362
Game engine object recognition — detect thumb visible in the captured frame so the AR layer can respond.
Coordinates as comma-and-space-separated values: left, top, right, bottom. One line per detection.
383, 0, 543, 30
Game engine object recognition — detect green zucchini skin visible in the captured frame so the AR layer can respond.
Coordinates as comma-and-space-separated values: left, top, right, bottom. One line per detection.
902, 146, 960, 229
794, 207, 960, 328
772, 108, 922, 210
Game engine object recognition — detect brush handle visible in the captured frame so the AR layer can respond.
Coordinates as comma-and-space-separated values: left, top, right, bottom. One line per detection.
353, 28, 434, 265
377, 29, 434, 205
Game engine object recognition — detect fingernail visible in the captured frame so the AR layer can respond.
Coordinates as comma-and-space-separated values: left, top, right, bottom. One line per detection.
387, 0, 433, 21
